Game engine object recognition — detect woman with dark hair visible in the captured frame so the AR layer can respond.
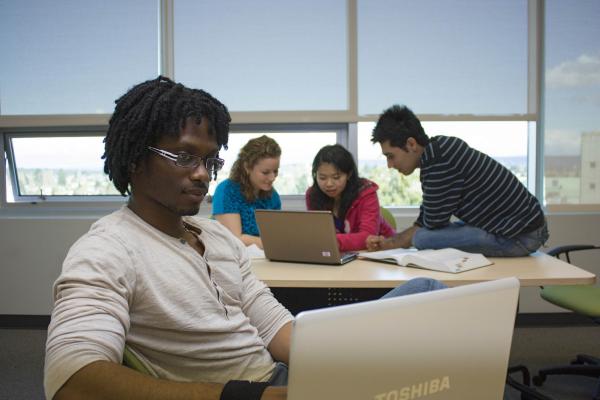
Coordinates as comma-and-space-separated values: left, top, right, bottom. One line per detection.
306, 144, 395, 252
212, 135, 281, 249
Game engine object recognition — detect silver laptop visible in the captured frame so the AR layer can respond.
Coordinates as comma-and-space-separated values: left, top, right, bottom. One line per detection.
287, 277, 520, 400
255, 209, 357, 265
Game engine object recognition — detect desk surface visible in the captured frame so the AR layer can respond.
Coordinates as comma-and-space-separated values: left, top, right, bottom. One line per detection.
251, 251, 596, 288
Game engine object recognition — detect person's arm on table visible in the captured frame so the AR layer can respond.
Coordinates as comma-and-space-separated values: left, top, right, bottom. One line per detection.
215, 213, 264, 249
366, 225, 419, 251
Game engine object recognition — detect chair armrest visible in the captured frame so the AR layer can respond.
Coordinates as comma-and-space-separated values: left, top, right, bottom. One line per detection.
546, 245, 600, 259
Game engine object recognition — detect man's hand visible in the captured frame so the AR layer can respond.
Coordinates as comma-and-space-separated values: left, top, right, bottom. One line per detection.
366, 235, 387, 251
366, 226, 420, 251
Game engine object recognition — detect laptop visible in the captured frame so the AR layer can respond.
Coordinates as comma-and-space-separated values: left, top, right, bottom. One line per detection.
255, 209, 357, 265
287, 277, 520, 400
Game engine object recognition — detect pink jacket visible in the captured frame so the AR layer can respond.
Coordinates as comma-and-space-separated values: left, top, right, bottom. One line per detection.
305, 179, 396, 252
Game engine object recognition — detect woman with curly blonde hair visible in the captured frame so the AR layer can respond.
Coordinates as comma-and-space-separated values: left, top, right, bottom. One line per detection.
212, 135, 281, 248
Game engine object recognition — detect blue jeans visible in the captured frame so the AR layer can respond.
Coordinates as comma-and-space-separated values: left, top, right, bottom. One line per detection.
412, 219, 549, 257
268, 277, 448, 386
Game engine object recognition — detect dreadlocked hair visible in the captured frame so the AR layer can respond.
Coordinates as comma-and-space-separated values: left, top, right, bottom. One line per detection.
103, 76, 231, 195
229, 135, 281, 203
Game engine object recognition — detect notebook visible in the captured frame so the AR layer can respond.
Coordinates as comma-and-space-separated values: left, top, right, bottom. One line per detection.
287, 277, 520, 400
255, 209, 357, 265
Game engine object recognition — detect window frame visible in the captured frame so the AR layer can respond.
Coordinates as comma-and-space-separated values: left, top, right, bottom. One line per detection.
1, 122, 349, 214
1, 124, 130, 217
4, 127, 118, 204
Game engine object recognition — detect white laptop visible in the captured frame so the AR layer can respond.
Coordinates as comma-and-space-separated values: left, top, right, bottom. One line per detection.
287, 277, 520, 400
255, 210, 357, 265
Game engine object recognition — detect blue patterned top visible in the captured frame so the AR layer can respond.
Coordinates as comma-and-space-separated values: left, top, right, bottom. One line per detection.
212, 179, 281, 236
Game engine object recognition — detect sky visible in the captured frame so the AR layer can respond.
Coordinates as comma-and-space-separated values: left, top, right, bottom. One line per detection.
0, 0, 157, 115
174, 0, 347, 112
358, 0, 528, 115
543, 0, 600, 156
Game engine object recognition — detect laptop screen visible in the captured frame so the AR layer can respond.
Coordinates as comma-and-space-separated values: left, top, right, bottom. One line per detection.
287, 278, 519, 400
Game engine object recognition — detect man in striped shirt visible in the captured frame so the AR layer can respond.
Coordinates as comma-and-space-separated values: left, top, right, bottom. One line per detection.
366, 105, 548, 257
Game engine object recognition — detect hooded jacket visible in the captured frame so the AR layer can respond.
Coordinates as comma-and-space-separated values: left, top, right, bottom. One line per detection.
306, 179, 395, 252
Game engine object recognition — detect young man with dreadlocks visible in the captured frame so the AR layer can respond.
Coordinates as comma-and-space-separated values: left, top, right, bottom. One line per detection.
44, 77, 293, 400
44, 78, 446, 400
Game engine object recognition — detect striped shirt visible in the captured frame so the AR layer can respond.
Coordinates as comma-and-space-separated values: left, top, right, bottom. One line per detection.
415, 136, 544, 238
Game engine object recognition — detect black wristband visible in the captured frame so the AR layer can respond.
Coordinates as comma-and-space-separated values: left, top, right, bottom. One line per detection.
220, 380, 270, 400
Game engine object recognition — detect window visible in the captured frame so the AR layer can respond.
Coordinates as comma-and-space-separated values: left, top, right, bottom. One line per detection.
4, 2, 587, 213
5, 134, 119, 201
357, 121, 529, 207
210, 126, 341, 196
3, 125, 342, 203
357, 0, 528, 116
0, 0, 157, 115
174, 0, 348, 112
357, 122, 422, 208
544, 0, 600, 207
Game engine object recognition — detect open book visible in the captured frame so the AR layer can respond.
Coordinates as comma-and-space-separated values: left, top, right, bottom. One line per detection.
358, 248, 493, 273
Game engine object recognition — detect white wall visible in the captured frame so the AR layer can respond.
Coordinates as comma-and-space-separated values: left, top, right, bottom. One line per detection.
0, 212, 598, 315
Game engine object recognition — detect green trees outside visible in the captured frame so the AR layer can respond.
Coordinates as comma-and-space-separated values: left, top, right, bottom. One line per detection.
16, 168, 119, 196
14, 162, 522, 204
360, 165, 422, 207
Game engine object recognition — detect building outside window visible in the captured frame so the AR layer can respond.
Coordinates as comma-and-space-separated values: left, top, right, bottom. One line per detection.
544, 0, 600, 207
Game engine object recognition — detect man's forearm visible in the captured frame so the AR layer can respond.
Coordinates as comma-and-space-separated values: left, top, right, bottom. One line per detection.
241, 234, 263, 249
390, 225, 419, 248
54, 360, 223, 400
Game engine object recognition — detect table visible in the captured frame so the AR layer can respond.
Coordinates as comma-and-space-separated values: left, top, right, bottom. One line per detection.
251, 251, 596, 288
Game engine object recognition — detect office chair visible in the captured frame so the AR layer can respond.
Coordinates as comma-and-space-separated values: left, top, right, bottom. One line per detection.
531, 245, 600, 400
379, 206, 397, 230
506, 365, 554, 400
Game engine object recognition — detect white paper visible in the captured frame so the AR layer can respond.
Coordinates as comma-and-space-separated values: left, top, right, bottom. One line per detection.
246, 244, 266, 259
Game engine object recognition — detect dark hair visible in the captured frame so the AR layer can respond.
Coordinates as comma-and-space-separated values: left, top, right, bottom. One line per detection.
308, 144, 361, 221
229, 135, 281, 202
371, 105, 429, 148
103, 76, 231, 195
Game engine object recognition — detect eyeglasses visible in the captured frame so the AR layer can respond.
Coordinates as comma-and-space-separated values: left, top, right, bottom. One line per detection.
147, 146, 225, 174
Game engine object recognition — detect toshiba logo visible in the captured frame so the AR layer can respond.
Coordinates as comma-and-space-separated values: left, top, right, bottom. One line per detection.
373, 376, 450, 400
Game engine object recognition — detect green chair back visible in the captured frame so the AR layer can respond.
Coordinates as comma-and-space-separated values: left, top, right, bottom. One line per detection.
379, 207, 397, 230
123, 346, 154, 376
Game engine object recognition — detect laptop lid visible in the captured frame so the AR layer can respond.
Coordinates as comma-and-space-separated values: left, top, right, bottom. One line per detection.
287, 277, 520, 400
255, 209, 356, 265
